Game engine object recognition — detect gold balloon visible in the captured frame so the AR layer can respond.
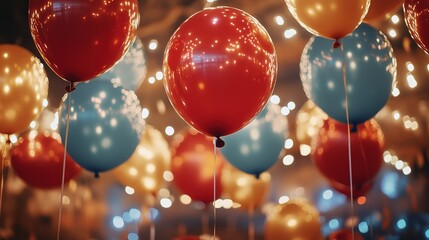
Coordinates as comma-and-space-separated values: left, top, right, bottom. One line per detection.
296, 100, 327, 146
265, 199, 323, 240
0, 44, 48, 135
285, 0, 370, 40
221, 163, 271, 211
113, 125, 170, 195
364, 0, 404, 21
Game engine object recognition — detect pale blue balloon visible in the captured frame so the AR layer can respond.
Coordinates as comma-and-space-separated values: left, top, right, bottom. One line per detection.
59, 80, 144, 175
96, 38, 147, 91
221, 103, 287, 177
300, 23, 397, 124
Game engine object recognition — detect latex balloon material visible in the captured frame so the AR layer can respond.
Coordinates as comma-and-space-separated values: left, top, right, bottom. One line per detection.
113, 125, 170, 195
364, 0, 404, 21
29, 0, 139, 83
265, 199, 323, 240
313, 119, 385, 189
285, 0, 370, 40
301, 23, 396, 124
0, 44, 48, 135
404, 0, 429, 55
170, 128, 225, 204
222, 103, 287, 177
10, 130, 81, 189
95, 38, 147, 90
296, 100, 327, 146
329, 180, 373, 199
329, 229, 365, 240
59, 80, 144, 174
221, 163, 270, 210
163, 6, 277, 137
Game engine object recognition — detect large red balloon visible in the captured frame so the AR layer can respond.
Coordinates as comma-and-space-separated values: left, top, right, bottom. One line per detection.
163, 6, 277, 137
329, 180, 373, 200
11, 131, 81, 189
170, 128, 224, 204
29, 0, 139, 83
313, 119, 384, 190
404, 0, 429, 55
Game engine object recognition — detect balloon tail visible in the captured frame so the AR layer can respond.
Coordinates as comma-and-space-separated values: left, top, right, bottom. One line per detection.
340, 43, 355, 240
333, 39, 341, 49
94, 172, 100, 178
215, 137, 225, 148
212, 138, 218, 240
57, 89, 73, 240
65, 82, 76, 93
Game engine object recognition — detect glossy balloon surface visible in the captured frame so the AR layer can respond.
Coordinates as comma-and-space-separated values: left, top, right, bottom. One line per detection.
11, 130, 81, 189
329, 180, 373, 199
59, 80, 144, 174
170, 129, 224, 203
222, 103, 287, 177
404, 0, 429, 55
301, 23, 396, 124
29, 0, 139, 82
0, 44, 48, 135
163, 6, 277, 137
296, 100, 327, 146
364, 0, 404, 21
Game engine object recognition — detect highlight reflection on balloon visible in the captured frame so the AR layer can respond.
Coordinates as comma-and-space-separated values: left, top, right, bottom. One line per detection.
296, 100, 327, 146
265, 199, 323, 240
221, 163, 270, 211
0, 44, 48, 135
59, 80, 144, 174
404, 0, 429, 55
113, 125, 170, 195
163, 6, 277, 137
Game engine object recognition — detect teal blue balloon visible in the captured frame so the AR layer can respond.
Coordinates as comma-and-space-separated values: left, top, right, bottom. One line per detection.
95, 38, 146, 91
59, 80, 144, 175
221, 103, 287, 177
300, 23, 397, 124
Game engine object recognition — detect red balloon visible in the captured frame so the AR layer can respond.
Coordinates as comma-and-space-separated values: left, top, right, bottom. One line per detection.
404, 0, 429, 55
329, 229, 365, 240
163, 7, 277, 137
11, 131, 81, 189
29, 0, 139, 83
313, 119, 384, 189
170, 128, 224, 204
329, 180, 373, 199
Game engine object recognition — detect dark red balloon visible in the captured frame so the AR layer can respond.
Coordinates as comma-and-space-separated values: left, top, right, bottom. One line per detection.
11, 131, 81, 189
313, 119, 384, 189
404, 0, 429, 54
170, 128, 224, 204
329, 229, 365, 240
163, 7, 277, 137
29, 0, 139, 83
330, 180, 373, 199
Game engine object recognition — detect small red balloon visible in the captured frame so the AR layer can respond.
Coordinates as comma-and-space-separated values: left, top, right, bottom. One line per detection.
170, 128, 224, 204
313, 119, 384, 189
11, 131, 81, 189
404, 0, 429, 55
329, 229, 365, 240
29, 0, 139, 83
163, 6, 277, 137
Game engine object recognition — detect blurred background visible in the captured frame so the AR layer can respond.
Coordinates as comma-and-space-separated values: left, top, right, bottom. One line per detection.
1, 0, 429, 239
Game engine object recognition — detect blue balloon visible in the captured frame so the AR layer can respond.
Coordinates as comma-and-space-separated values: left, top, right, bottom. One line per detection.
59, 80, 144, 175
221, 103, 287, 177
96, 38, 147, 91
300, 23, 397, 124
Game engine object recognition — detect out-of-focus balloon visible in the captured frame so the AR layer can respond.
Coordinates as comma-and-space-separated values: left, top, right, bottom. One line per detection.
0, 44, 48, 135
170, 128, 225, 204
364, 0, 404, 21
301, 23, 396, 124
95, 38, 146, 91
10, 130, 81, 189
221, 163, 270, 210
329, 180, 373, 199
59, 80, 144, 175
329, 229, 365, 240
163, 6, 277, 137
222, 103, 287, 177
29, 0, 139, 83
265, 199, 323, 240
404, 0, 429, 55
313, 119, 385, 190
285, 0, 370, 40
113, 125, 170, 195
296, 100, 327, 146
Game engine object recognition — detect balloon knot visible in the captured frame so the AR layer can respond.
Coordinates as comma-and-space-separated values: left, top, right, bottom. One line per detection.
350, 124, 358, 133
254, 173, 260, 179
333, 39, 341, 49
215, 137, 225, 148
65, 82, 76, 93
94, 172, 100, 178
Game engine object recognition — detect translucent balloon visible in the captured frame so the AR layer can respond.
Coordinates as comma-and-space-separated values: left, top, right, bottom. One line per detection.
0, 44, 48, 135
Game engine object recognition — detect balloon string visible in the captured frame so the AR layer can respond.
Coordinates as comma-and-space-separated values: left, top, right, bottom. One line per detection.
57, 89, 73, 240
340, 42, 355, 240
149, 194, 156, 240
0, 136, 10, 220
248, 196, 255, 240
212, 138, 219, 240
